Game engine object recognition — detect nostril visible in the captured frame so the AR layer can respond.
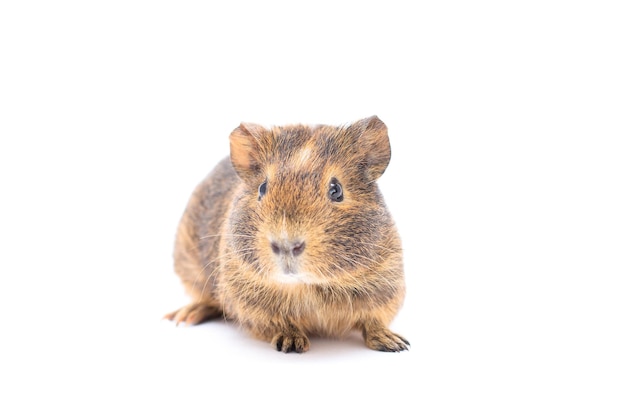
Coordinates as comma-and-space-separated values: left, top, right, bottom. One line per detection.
292, 241, 306, 257
271, 242, 280, 255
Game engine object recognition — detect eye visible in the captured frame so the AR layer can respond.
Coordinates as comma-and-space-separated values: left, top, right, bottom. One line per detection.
328, 178, 343, 202
258, 180, 267, 200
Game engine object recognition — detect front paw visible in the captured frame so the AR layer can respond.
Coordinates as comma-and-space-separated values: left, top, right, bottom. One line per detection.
271, 330, 310, 353
363, 327, 410, 352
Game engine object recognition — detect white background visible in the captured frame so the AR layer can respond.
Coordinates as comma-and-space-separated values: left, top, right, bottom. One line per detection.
1, 1, 625, 417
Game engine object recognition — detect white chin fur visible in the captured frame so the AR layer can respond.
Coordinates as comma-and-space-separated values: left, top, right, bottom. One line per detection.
273, 273, 314, 285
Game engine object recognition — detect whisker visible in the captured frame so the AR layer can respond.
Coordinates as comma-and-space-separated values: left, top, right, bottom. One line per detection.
199, 251, 257, 300
198, 232, 257, 241
190, 245, 258, 299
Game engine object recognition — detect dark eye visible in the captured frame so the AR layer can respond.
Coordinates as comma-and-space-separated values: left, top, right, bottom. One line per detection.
328, 178, 343, 202
258, 180, 267, 200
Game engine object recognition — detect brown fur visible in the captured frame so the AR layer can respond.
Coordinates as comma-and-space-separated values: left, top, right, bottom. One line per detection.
165, 116, 409, 353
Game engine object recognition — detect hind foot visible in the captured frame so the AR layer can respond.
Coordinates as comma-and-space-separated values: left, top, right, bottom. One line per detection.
163, 302, 222, 325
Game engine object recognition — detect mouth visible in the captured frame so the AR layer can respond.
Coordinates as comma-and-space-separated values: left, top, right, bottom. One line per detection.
275, 253, 301, 275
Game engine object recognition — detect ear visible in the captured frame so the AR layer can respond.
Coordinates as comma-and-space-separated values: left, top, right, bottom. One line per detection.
229, 122, 265, 181
351, 115, 391, 180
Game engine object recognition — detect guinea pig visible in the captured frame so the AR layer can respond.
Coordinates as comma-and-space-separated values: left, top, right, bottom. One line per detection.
164, 115, 409, 353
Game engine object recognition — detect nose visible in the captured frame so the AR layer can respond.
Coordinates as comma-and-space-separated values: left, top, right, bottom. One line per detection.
271, 240, 306, 257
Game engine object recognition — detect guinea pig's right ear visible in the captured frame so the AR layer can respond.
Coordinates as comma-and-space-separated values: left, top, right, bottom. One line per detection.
229, 122, 264, 181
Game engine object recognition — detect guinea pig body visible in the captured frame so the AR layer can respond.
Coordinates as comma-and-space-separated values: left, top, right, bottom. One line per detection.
165, 116, 409, 353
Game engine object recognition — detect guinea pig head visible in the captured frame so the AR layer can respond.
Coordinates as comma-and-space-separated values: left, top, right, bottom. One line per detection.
228, 116, 394, 286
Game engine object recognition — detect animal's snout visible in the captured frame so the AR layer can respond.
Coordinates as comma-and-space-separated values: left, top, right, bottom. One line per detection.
271, 240, 306, 257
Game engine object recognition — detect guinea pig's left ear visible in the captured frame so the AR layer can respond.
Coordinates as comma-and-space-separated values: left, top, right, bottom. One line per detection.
352, 115, 391, 181
229, 122, 265, 181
